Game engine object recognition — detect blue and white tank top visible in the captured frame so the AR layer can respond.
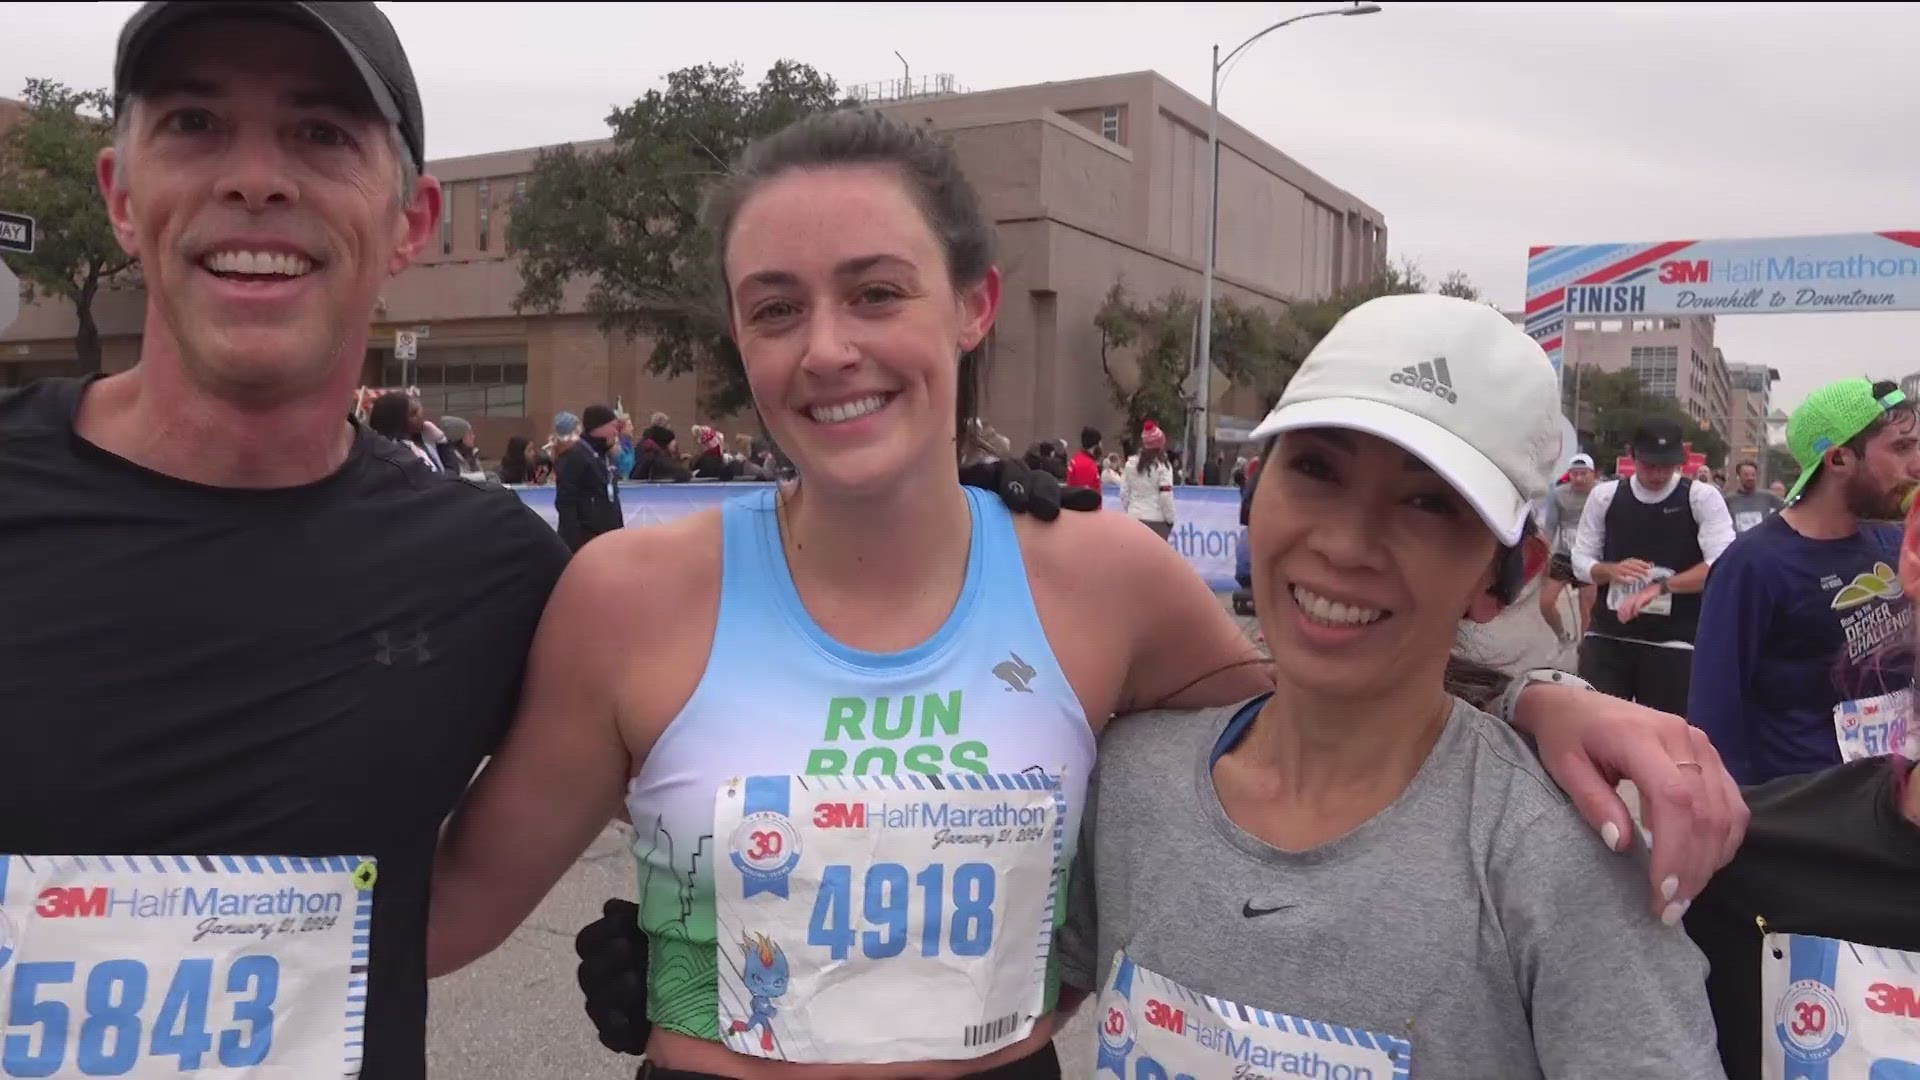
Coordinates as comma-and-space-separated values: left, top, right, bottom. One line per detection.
625, 484, 1094, 1041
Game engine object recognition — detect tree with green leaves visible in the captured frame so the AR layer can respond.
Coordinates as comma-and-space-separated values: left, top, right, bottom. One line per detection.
508, 61, 853, 418
0, 80, 137, 370
1562, 365, 1728, 471
1095, 283, 1195, 449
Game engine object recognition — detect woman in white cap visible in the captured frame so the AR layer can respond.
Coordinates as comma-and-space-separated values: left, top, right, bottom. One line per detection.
1062, 294, 1727, 1079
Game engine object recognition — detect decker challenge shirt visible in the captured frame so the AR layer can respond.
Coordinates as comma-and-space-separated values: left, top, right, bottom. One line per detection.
1685, 759, 1920, 1079
1688, 513, 1909, 784
0, 378, 570, 1078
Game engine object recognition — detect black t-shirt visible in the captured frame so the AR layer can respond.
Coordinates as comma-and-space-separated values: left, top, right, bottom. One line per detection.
1685, 758, 1920, 1079
0, 377, 571, 1078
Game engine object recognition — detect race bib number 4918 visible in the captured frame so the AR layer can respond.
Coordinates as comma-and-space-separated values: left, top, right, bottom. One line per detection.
0, 854, 375, 1078
714, 772, 1066, 1064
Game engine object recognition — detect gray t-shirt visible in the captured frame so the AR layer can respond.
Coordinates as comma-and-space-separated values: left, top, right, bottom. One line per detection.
1724, 489, 1786, 534
1059, 697, 1725, 1079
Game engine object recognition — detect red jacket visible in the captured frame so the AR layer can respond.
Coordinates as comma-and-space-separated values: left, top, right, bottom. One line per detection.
1066, 450, 1101, 490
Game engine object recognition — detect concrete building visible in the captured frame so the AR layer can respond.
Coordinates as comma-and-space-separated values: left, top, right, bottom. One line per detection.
1561, 315, 1733, 434
1725, 362, 1780, 476
1, 73, 1386, 457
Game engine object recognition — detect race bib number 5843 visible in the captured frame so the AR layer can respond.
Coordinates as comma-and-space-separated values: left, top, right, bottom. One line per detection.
714, 772, 1066, 1064
0, 854, 375, 1078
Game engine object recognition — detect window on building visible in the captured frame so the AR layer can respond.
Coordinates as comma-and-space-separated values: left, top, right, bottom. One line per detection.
478, 179, 491, 252
1629, 345, 1679, 401
440, 184, 454, 255
1664, 318, 1683, 330
1600, 319, 1624, 332
515, 177, 527, 202
1571, 320, 1596, 331
382, 343, 527, 417
1631, 319, 1657, 332
1100, 107, 1120, 143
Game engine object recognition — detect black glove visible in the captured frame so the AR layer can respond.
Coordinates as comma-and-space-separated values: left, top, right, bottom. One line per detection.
575, 898, 651, 1055
959, 459, 1102, 521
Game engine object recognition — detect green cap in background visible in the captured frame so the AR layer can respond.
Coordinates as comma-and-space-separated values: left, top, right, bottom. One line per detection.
1785, 378, 1907, 504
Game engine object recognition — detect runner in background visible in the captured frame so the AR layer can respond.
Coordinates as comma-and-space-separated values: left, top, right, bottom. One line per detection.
1573, 417, 1737, 715
1062, 296, 1726, 1079
426, 110, 1743, 1079
1539, 452, 1598, 646
1682, 493, 1920, 1078
1689, 378, 1919, 784
1724, 459, 1786, 535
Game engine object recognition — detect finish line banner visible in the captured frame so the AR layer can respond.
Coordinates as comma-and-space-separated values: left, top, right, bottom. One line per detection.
513, 483, 1247, 591
1524, 231, 1920, 370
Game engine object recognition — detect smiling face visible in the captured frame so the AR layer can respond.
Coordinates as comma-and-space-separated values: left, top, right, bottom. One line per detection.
99, 19, 437, 405
1249, 429, 1504, 697
723, 166, 998, 497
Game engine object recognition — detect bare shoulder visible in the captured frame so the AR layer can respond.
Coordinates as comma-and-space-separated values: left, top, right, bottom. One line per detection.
555, 509, 726, 759
1011, 510, 1214, 722
1011, 507, 1186, 595
561, 507, 724, 608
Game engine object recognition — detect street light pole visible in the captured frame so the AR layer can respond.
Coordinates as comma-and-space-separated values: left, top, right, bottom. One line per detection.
1192, 2, 1381, 474
895, 51, 910, 98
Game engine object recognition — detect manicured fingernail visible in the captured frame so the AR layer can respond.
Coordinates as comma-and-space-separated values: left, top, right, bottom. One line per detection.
1661, 899, 1690, 927
1661, 876, 1679, 902
1601, 822, 1621, 851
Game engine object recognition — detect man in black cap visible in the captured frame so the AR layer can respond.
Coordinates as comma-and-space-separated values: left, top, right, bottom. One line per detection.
0, 5, 571, 1079
1571, 416, 1736, 714
555, 403, 626, 551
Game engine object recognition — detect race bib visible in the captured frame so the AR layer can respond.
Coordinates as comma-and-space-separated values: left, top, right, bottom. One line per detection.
1834, 689, 1918, 764
1093, 952, 1411, 1080
714, 772, 1066, 1063
1737, 510, 1767, 533
1764, 932, 1920, 1079
1607, 567, 1674, 618
0, 854, 375, 1079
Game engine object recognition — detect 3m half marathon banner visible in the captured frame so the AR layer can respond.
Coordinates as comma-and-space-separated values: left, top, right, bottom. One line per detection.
514, 483, 1248, 591
1524, 231, 1920, 370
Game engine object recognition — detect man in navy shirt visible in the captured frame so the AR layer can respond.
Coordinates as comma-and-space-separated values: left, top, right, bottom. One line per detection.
1689, 378, 1920, 784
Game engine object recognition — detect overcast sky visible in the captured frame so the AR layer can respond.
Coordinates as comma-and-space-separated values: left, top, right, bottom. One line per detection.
9, 0, 1916, 423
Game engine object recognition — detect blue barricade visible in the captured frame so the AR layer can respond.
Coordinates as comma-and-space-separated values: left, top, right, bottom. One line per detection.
514, 482, 1245, 591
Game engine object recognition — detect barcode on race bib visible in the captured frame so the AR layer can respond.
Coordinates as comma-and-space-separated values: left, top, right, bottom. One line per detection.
964, 1010, 1023, 1049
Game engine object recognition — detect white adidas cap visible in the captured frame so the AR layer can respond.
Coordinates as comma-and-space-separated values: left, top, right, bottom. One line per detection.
1247, 293, 1563, 546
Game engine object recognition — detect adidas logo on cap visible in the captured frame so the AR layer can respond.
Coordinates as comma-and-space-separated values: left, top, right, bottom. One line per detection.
1389, 357, 1458, 404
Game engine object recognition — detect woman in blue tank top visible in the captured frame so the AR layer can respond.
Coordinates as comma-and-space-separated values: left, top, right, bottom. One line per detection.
426, 111, 1744, 1079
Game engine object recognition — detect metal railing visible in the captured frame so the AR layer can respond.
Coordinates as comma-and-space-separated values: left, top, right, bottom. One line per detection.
845, 74, 969, 105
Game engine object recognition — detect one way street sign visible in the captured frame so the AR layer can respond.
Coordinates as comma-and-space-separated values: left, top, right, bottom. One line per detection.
0, 211, 35, 254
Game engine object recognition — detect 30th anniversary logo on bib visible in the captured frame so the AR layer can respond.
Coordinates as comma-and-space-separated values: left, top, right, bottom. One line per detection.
714, 772, 1067, 1064
0, 853, 374, 1078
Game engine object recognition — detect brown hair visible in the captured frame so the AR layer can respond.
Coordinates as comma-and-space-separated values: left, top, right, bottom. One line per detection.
702, 109, 995, 462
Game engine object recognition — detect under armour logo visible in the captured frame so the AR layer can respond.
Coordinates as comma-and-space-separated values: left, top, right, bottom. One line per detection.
373, 630, 432, 667
992, 651, 1037, 693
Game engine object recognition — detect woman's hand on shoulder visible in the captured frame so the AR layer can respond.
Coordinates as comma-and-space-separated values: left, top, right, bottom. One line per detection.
1516, 683, 1748, 924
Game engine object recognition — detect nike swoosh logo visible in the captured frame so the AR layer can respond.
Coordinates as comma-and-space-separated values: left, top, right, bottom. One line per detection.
1242, 902, 1295, 918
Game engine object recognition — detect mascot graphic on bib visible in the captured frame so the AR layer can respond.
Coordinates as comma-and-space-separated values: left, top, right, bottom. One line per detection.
729, 932, 790, 1052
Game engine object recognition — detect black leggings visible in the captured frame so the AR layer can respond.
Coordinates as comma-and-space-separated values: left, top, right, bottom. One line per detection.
636, 1042, 1061, 1080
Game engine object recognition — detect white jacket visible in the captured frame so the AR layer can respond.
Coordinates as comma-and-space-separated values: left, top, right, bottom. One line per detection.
1121, 455, 1176, 523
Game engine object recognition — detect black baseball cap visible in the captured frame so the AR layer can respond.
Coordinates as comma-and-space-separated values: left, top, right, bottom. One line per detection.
114, 2, 426, 173
1629, 416, 1687, 466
